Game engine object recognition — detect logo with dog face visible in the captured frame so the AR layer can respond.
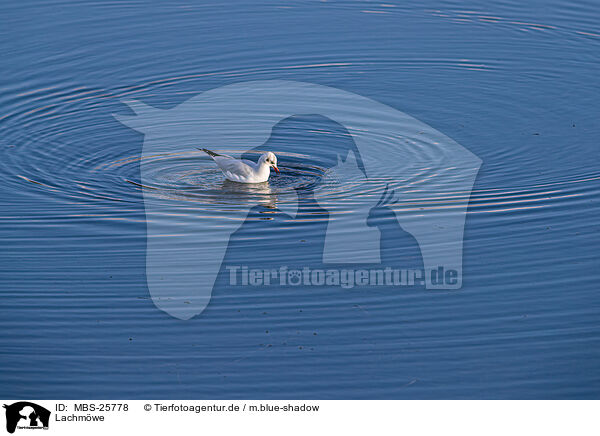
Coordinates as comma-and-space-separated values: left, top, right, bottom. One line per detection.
3, 402, 50, 433
115, 80, 481, 320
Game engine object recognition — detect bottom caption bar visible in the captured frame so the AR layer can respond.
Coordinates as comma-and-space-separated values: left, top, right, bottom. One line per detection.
0, 400, 597, 435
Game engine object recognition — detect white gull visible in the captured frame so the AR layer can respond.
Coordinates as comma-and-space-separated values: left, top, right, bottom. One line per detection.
200, 148, 279, 183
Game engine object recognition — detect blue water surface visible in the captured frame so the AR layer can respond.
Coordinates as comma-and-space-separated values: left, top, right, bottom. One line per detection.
1, 0, 599, 398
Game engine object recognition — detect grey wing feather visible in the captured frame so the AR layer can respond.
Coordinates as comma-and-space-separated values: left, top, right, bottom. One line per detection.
213, 156, 256, 181
200, 148, 259, 182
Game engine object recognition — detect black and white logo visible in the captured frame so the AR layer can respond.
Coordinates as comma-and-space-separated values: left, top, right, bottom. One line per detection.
3, 402, 50, 434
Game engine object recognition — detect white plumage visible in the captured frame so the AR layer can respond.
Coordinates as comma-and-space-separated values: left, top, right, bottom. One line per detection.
200, 148, 279, 183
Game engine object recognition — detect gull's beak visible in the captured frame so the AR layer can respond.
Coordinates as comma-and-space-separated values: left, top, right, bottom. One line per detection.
273, 166, 280, 173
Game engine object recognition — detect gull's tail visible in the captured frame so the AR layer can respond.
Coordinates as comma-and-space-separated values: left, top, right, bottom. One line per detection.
198, 148, 221, 158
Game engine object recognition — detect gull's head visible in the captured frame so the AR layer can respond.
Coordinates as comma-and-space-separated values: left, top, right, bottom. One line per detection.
260, 151, 279, 173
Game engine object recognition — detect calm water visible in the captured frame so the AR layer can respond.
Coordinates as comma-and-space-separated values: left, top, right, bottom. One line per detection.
1, 0, 599, 399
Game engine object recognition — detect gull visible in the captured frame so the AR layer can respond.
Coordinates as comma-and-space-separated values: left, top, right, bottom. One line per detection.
199, 148, 279, 183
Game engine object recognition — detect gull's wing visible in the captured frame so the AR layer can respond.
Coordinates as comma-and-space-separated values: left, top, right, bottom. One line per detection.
212, 155, 257, 182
